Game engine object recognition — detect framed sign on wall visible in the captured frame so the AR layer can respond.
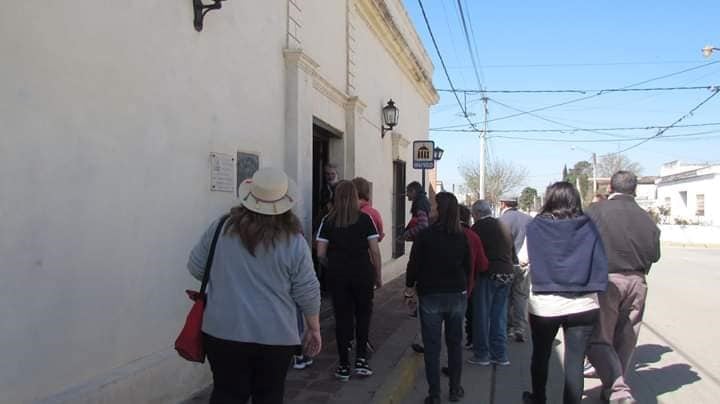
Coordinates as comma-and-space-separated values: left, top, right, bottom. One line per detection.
237, 151, 260, 196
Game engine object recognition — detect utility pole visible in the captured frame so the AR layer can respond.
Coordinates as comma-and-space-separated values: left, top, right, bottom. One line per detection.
478, 96, 488, 200
592, 152, 598, 194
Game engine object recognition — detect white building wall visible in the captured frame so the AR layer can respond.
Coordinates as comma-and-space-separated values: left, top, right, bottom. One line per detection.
657, 174, 720, 225
0, 3, 290, 403
1, 1, 436, 402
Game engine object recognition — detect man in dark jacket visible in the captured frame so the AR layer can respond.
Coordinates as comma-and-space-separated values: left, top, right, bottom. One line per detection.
403, 181, 431, 241
499, 195, 533, 342
469, 200, 515, 366
586, 171, 661, 404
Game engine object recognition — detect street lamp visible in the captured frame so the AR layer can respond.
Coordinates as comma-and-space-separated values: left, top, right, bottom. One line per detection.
702, 45, 719, 58
381, 99, 399, 138
433, 146, 444, 161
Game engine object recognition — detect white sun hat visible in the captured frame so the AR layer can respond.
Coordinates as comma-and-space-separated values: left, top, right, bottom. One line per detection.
237, 168, 298, 215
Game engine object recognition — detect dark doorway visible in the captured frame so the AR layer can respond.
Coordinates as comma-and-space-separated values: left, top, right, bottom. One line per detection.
393, 160, 407, 258
312, 125, 332, 231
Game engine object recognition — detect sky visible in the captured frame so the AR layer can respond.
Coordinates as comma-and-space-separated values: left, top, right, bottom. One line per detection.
402, 0, 720, 195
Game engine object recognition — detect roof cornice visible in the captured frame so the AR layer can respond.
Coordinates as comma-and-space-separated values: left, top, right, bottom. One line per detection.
355, 0, 439, 105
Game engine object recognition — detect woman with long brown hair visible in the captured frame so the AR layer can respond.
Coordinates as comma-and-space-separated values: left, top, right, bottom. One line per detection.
187, 168, 321, 404
405, 192, 470, 404
316, 180, 382, 381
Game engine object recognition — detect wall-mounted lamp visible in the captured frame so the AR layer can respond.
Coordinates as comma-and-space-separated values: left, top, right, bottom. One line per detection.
193, 0, 226, 32
381, 99, 399, 138
433, 146, 444, 161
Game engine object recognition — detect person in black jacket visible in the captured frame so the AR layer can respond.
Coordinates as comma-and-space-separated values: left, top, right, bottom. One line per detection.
585, 171, 660, 404
469, 200, 515, 367
406, 192, 470, 404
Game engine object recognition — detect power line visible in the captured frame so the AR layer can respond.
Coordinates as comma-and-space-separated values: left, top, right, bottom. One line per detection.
430, 122, 720, 133
436, 85, 716, 95
448, 60, 712, 69
489, 130, 720, 143
434, 61, 720, 128
487, 97, 634, 139
613, 88, 720, 154
454, 0, 484, 92
417, 0, 481, 133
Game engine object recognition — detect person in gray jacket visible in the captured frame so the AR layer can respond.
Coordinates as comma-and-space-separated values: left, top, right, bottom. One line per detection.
188, 168, 321, 404
499, 195, 533, 342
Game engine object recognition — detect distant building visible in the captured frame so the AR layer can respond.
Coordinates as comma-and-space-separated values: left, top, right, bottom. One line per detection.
656, 161, 720, 225
595, 176, 658, 210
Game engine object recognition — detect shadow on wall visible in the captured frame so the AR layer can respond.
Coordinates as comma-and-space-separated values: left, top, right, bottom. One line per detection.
583, 344, 701, 404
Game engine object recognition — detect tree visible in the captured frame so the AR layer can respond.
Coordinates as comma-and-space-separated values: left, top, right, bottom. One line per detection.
597, 153, 642, 177
564, 160, 596, 204
519, 187, 538, 211
459, 160, 528, 205
562, 164, 568, 181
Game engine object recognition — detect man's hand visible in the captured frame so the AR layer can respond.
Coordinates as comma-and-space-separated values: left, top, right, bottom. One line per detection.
303, 328, 322, 357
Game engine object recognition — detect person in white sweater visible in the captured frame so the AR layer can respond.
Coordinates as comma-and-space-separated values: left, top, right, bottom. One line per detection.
518, 182, 608, 404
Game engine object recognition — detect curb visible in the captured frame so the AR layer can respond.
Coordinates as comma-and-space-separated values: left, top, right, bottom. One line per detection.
662, 242, 720, 249
371, 347, 422, 404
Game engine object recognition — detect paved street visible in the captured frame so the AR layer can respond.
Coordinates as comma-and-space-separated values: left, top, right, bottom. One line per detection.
400, 246, 720, 404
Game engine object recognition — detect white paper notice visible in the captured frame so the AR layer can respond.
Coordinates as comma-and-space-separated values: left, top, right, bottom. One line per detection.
210, 152, 236, 193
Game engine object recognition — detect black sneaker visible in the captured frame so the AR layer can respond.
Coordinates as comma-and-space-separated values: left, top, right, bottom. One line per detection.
411, 343, 425, 354
354, 358, 373, 376
449, 386, 465, 402
335, 365, 351, 382
424, 396, 441, 404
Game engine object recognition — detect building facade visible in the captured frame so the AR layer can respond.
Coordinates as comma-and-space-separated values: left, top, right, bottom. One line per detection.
0, 1, 437, 402
656, 161, 720, 225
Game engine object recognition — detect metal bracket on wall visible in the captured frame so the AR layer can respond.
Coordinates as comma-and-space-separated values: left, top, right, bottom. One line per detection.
193, 0, 226, 32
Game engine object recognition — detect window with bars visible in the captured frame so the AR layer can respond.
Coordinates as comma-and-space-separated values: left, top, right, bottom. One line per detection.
696, 194, 705, 216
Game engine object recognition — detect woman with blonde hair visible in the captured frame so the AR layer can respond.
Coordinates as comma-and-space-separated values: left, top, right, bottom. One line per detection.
316, 180, 382, 381
188, 168, 321, 404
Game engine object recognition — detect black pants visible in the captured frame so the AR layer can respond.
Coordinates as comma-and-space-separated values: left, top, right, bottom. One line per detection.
465, 292, 473, 345
329, 275, 374, 365
529, 309, 598, 404
204, 333, 295, 404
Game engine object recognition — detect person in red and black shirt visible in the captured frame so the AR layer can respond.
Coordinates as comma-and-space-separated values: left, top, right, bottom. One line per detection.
403, 181, 431, 241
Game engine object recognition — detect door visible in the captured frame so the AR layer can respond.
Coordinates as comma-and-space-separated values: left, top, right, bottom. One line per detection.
393, 160, 407, 258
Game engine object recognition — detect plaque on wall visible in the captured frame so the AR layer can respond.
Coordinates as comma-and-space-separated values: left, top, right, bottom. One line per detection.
237, 151, 260, 196
210, 152, 236, 193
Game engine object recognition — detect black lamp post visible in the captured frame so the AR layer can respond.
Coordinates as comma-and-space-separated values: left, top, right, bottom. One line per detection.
381, 99, 399, 138
433, 146, 444, 161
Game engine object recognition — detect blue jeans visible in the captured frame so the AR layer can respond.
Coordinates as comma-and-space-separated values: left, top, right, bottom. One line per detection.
419, 292, 467, 398
472, 276, 511, 362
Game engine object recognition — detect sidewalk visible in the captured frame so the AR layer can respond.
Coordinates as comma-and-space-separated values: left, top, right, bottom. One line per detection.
181, 275, 418, 404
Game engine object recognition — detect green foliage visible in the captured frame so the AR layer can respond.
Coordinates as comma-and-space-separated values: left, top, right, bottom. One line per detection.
519, 187, 538, 211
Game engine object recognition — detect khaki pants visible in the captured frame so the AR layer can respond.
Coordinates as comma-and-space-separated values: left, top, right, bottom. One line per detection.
587, 272, 647, 401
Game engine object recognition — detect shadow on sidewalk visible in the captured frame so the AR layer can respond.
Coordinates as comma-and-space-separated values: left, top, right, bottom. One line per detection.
583, 343, 701, 404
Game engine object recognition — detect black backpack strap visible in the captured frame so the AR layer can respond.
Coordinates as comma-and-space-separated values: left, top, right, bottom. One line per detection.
199, 214, 230, 295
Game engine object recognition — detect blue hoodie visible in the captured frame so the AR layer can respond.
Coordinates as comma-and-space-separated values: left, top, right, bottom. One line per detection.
526, 215, 608, 294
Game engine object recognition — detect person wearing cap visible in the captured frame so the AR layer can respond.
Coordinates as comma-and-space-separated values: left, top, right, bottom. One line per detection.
499, 195, 533, 343
187, 168, 321, 404
468, 200, 515, 366
316, 180, 382, 382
